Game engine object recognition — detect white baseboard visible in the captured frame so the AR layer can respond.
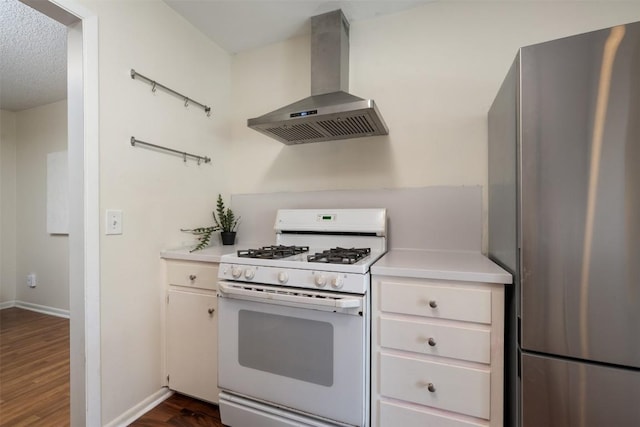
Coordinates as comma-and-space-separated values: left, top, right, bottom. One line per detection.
0, 301, 16, 310
104, 387, 174, 427
14, 301, 70, 319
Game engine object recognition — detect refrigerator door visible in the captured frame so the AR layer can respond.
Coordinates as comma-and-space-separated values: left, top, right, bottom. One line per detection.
488, 57, 519, 275
519, 22, 640, 367
488, 56, 520, 427
521, 353, 640, 427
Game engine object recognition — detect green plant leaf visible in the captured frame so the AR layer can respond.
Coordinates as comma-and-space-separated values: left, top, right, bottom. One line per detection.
180, 226, 217, 252
181, 194, 239, 251
212, 194, 239, 232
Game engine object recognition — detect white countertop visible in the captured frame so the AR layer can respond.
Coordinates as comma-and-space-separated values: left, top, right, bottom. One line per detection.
160, 245, 240, 263
371, 249, 513, 284
161, 246, 513, 284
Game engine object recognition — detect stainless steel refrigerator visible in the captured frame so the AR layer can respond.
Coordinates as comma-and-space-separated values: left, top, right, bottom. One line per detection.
488, 22, 640, 427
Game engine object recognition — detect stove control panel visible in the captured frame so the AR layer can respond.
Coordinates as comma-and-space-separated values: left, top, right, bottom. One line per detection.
218, 263, 369, 294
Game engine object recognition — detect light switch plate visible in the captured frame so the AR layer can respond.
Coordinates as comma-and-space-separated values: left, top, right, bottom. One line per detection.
106, 209, 123, 235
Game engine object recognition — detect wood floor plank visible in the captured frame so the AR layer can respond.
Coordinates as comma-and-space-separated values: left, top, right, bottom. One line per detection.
1, 308, 223, 427
129, 393, 224, 427
0, 308, 70, 427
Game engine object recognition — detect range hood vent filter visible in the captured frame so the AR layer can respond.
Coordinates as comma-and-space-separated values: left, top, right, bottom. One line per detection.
267, 124, 324, 142
319, 115, 376, 136
247, 10, 389, 145
259, 108, 383, 144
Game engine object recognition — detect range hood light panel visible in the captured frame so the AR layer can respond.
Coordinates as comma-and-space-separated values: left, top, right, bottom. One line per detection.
291, 110, 318, 118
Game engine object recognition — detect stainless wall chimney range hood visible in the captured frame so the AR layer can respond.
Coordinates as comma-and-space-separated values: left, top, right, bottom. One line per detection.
247, 10, 389, 145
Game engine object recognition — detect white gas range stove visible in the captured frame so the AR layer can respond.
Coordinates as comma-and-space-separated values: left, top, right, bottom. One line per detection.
217, 208, 387, 427
219, 208, 387, 291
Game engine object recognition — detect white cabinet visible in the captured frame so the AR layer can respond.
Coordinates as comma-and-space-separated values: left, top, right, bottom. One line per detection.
165, 260, 219, 403
372, 276, 505, 427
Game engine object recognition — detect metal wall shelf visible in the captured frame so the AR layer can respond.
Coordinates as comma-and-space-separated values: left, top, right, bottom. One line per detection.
130, 137, 211, 164
131, 69, 212, 117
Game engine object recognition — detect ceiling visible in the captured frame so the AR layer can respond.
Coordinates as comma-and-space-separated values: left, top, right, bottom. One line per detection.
0, 0, 67, 112
0, 0, 430, 112
163, 1, 431, 54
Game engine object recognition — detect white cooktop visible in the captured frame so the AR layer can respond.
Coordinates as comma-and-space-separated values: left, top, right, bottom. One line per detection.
219, 246, 386, 275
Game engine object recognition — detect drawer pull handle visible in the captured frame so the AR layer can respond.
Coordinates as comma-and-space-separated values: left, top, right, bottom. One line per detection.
208, 308, 215, 315
189, 275, 197, 281
428, 300, 438, 308
427, 337, 436, 347
418, 381, 437, 392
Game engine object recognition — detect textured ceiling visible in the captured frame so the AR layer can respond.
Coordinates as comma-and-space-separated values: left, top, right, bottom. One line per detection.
0, 0, 67, 112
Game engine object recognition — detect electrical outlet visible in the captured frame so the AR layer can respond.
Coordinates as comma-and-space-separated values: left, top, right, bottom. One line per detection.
106, 209, 123, 235
27, 273, 36, 288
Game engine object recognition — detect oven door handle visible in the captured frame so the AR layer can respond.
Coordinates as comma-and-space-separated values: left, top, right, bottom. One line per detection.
218, 282, 362, 310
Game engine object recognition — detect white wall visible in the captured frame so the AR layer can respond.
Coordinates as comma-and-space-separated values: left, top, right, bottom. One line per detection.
77, 1, 232, 423
229, 2, 640, 213
0, 110, 17, 305
13, 100, 69, 311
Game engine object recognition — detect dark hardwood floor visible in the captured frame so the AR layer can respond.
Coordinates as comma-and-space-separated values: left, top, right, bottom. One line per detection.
0, 307, 70, 426
0, 307, 222, 427
129, 393, 223, 427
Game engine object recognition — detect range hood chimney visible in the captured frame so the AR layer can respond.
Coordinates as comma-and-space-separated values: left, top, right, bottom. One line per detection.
247, 9, 389, 145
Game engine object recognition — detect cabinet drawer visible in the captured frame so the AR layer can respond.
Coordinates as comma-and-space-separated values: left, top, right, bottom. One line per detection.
380, 317, 490, 364
167, 261, 218, 290
380, 353, 490, 419
380, 281, 491, 324
379, 401, 485, 427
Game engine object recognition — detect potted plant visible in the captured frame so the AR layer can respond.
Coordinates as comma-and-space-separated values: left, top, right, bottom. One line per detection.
182, 194, 239, 251
212, 194, 239, 245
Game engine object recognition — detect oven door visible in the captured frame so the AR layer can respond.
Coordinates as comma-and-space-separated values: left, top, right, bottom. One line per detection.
217, 281, 368, 427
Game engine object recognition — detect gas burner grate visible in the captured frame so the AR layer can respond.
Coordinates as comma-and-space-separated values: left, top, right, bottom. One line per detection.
237, 245, 309, 259
307, 247, 371, 264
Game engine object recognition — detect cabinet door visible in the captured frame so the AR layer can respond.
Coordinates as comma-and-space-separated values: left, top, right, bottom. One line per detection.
167, 289, 219, 403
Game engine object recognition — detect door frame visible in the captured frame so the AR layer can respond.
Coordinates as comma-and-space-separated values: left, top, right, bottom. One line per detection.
20, 0, 101, 425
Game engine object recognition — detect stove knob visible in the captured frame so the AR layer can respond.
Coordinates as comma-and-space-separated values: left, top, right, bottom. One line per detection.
231, 266, 243, 279
315, 274, 327, 287
331, 276, 344, 289
244, 268, 256, 280
277, 272, 289, 284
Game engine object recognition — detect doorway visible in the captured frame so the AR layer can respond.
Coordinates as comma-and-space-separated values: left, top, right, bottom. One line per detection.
16, 0, 101, 425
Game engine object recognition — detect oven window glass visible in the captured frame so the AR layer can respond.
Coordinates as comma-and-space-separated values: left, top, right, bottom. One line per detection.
238, 310, 334, 386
